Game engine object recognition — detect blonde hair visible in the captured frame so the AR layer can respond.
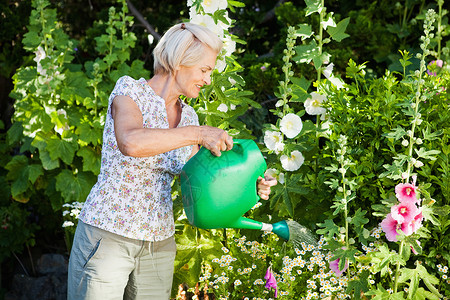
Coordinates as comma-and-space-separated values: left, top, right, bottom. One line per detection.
153, 22, 223, 75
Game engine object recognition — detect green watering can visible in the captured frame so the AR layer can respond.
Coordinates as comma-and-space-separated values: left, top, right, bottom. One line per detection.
180, 139, 291, 241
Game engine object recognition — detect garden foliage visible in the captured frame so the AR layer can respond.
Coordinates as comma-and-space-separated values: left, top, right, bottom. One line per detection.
1, 0, 449, 298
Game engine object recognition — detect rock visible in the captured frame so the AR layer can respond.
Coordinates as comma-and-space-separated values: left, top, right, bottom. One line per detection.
4, 254, 68, 300
36, 253, 68, 275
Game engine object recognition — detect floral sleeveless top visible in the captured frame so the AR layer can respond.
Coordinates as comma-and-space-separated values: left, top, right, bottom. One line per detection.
79, 76, 198, 241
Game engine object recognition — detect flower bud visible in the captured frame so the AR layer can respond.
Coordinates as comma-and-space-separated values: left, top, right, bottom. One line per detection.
402, 139, 409, 147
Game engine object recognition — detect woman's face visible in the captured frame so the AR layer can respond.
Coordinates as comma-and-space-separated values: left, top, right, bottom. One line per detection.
175, 46, 218, 98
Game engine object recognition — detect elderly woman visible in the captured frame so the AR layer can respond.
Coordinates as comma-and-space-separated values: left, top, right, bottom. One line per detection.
67, 22, 276, 300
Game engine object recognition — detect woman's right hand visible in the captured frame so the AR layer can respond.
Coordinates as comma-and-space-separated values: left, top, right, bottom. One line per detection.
197, 125, 233, 156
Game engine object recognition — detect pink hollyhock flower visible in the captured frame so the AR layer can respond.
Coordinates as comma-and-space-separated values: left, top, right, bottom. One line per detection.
427, 59, 443, 76
264, 266, 278, 298
395, 183, 418, 203
380, 213, 412, 242
407, 210, 424, 234
329, 258, 348, 277
391, 201, 419, 224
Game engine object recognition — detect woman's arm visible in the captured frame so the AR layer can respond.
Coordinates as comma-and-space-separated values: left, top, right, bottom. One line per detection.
112, 95, 232, 157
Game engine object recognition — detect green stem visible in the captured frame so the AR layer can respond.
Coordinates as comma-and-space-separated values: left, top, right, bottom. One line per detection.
393, 241, 405, 293
437, 0, 443, 60
317, 0, 324, 82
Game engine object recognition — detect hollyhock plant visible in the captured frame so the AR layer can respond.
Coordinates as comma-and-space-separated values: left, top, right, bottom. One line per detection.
280, 113, 303, 138
395, 182, 418, 203
264, 266, 278, 298
329, 258, 348, 277
390, 201, 420, 224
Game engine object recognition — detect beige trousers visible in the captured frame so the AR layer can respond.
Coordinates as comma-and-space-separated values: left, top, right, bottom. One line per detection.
67, 221, 176, 300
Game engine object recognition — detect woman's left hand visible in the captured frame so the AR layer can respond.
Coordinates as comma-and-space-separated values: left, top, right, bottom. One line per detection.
257, 175, 278, 200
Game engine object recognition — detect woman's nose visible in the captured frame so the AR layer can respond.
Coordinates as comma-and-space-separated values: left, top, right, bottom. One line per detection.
203, 74, 211, 85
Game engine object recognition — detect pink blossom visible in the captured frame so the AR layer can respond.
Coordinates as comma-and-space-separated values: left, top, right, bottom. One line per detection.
395, 183, 418, 203
380, 213, 411, 242
407, 210, 424, 233
329, 258, 348, 277
427, 60, 443, 76
391, 201, 419, 224
264, 266, 278, 298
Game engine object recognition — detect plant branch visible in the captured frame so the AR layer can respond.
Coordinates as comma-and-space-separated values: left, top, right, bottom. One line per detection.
126, 0, 161, 41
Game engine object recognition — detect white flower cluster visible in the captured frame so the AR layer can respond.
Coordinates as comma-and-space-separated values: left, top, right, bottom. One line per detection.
188, 0, 235, 72
264, 113, 304, 172
62, 202, 84, 228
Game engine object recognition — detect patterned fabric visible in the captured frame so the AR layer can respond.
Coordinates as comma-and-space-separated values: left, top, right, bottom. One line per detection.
79, 76, 199, 241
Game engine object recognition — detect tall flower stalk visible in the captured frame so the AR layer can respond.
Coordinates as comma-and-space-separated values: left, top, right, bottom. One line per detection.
392, 8, 437, 294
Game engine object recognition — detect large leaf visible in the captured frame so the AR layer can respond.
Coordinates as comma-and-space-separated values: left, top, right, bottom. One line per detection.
47, 135, 78, 165
326, 17, 350, 42
55, 169, 96, 203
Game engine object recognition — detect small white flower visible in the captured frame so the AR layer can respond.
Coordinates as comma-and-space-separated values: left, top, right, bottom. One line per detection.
279, 172, 285, 184
222, 35, 236, 56
414, 160, 424, 168
265, 168, 278, 178
33, 46, 46, 63
215, 58, 227, 72
402, 139, 409, 147
62, 221, 74, 228
280, 113, 303, 139
304, 92, 327, 115
147, 34, 154, 45
230, 104, 236, 110
280, 150, 304, 171
217, 103, 228, 112
264, 131, 283, 152
201, 0, 228, 14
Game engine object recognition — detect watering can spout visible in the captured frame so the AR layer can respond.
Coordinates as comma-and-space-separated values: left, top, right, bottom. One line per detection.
229, 217, 263, 231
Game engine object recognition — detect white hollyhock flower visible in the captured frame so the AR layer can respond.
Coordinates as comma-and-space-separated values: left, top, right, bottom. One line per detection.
190, 13, 223, 38
201, 0, 227, 14
222, 35, 236, 56
33, 46, 46, 63
265, 168, 277, 178
264, 131, 284, 154
280, 150, 304, 171
304, 92, 327, 115
278, 172, 285, 184
280, 113, 303, 139
217, 103, 228, 112
215, 58, 226, 72
323, 63, 345, 89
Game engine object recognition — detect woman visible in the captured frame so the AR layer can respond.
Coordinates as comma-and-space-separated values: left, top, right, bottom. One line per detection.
68, 22, 276, 300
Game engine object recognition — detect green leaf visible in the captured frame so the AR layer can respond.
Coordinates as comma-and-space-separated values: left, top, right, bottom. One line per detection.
47, 135, 78, 165
295, 24, 313, 40
316, 219, 340, 238
416, 264, 442, 298
77, 147, 101, 175
304, 0, 323, 16
293, 40, 319, 65
326, 17, 350, 42
55, 169, 96, 203
414, 148, 440, 160
346, 270, 369, 299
